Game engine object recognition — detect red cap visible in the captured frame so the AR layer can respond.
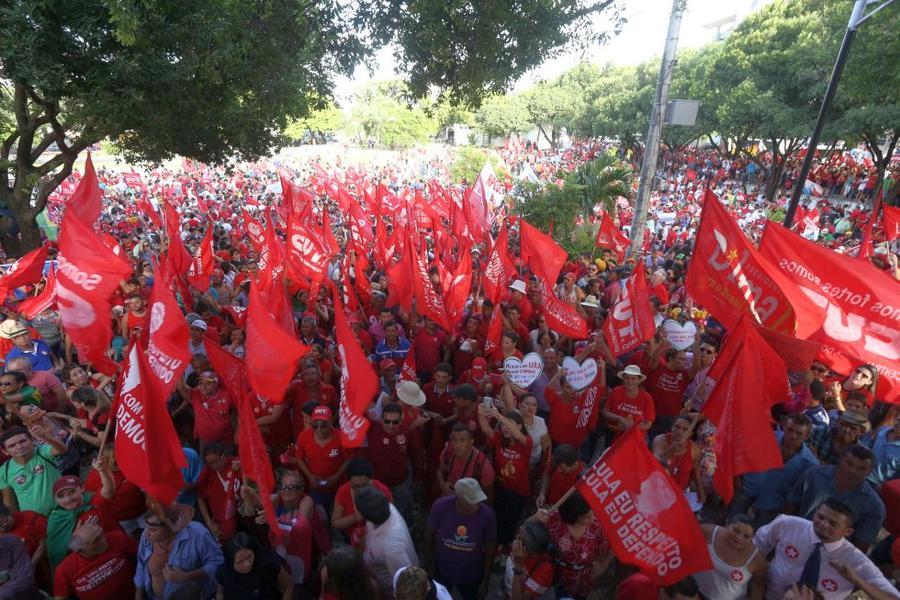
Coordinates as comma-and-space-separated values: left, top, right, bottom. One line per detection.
53, 475, 83, 497
471, 357, 487, 379
311, 405, 333, 421
379, 358, 397, 371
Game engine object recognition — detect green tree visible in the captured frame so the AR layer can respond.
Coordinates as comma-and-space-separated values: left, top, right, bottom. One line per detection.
474, 95, 532, 140
450, 147, 508, 185
284, 104, 345, 142
347, 80, 436, 148
522, 81, 581, 148
0, 0, 623, 254
568, 153, 633, 215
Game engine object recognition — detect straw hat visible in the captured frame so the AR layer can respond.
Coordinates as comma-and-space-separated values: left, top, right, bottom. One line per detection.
396, 380, 426, 407
617, 364, 647, 382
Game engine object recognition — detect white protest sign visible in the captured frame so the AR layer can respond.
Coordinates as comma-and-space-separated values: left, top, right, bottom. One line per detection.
662, 319, 697, 350
503, 353, 544, 389
561, 356, 599, 391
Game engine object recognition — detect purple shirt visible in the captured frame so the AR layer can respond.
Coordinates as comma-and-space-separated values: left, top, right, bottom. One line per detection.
427, 496, 496, 584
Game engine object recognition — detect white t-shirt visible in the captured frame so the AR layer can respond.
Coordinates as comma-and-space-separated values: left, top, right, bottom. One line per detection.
526, 416, 548, 467
364, 505, 419, 597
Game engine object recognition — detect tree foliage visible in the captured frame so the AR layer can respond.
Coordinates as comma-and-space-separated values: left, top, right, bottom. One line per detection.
450, 147, 509, 185
347, 80, 436, 148
475, 95, 532, 140
284, 104, 345, 141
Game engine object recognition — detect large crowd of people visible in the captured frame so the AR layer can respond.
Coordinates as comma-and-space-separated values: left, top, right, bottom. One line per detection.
0, 138, 897, 600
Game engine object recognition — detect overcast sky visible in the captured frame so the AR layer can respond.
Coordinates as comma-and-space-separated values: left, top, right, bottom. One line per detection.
333, 0, 772, 104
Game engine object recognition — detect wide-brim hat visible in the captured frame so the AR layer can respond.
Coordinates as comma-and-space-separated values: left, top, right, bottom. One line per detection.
396, 380, 426, 407
581, 295, 600, 308
508, 280, 527, 294
617, 364, 647, 382
0, 319, 29, 339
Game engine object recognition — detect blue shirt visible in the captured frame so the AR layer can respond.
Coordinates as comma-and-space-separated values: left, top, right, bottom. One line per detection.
788, 464, 886, 546
135, 521, 224, 599
5, 340, 55, 371
869, 426, 900, 487
742, 431, 818, 511
177, 448, 203, 506
371, 337, 411, 363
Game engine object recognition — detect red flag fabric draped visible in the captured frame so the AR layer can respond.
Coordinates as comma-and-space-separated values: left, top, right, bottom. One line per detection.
409, 233, 452, 331
685, 190, 796, 335
330, 284, 376, 447
595, 212, 630, 261
17, 267, 57, 320
64, 153, 102, 226
759, 222, 900, 403
445, 250, 473, 327
400, 350, 418, 383
701, 317, 787, 503
519, 220, 567, 284
286, 214, 331, 282
482, 224, 516, 305
0, 244, 50, 297
242, 208, 266, 253
537, 279, 588, 339
883, 204, 900, 242
245, 281, 310, 403
163, 204, 194, 274
57, 214, 132, 374
114, 343, 187, 504
146, 270, 191, 398
602, 261, 655, 356
484, 307, 504, 356
187, 225, 215, 291
576, 425, 712, 585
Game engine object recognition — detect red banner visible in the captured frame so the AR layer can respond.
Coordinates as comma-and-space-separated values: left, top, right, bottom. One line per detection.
759, 222, 900, 402
482, 223, 516, 305
17, 267, 57, 320
331, 284, 375, 447
146, 269, 191, 397
576, 426, 711, 585
186, 224, 215, 291
884, 204, 900, 242
595, 212, 630, 261
686, 190, 796, 335
520, 220, 567, 284
603, 262, 655, 356
286, 214, 332, 282
537, 279, 588, 340
0, 244, 50, 296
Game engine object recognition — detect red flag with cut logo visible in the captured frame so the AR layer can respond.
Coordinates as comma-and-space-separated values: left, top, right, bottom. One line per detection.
17, 267, 57, 320
537, 279, 588, 339
519, 220, 567, 284
57, 214, 132, 374
482, 223, 517, 304
187, 225, 215, 291
686, 190, 796, 335
602, 261, 655, 356
242, 208, 266, 253
0, 244, 50, 297
576, 425, 711, 585
65, 153, 102, 226
702, 316, 787, 503
330, 283, 375, 447
759, 221, 900, 403
114, 343, 187, 504
595, 212, 630, 261
286, 214, 331, 282
245, 281, 310, 403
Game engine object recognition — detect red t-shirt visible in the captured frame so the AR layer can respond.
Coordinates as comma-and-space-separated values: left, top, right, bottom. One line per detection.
249, 393, 293, 451
488, 431, 532, 497
616, 573, 659, 600
545, 383, 603, 448
365, 422, 413, 487
295, 429, 348, 489
196, 463, 241, 540
53, 530, 138, 600
545, 461, 584, 506
6, 510, 46, 556
605, 385, 655, 431
422, 381, 455, 418
84, 469, 146, 521
189, 388, 235, 444
285, 381, 338, 435
334, 480, 393, 545
646, 364, 688, 417
438, 445, 495, 492
411, 328, 447, 374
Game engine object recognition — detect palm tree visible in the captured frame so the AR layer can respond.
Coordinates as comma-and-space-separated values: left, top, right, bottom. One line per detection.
569, 153, 633, 216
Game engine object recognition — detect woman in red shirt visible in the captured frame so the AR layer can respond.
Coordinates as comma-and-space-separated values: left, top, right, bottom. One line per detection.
602, 365, 654, 438
478, 405, 532, 547
488, 331, 523, 374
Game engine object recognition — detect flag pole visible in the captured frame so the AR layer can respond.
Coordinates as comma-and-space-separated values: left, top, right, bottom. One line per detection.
96, 414, 115, 456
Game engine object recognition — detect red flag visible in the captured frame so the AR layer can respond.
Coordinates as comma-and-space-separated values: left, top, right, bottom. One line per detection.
17, 267, 57, 319
409, 233, 451, 331
330, 284, 376, 447
595, 212, 630, 261
759, 221, 900, 403
205, 340, 252, 402
537, 279, 588, 339
576, 425, 712, 585
163, 204, 194, 274
386, 243, 414, 313
321, 208, 341, 256
146, 269, 191, 397
245, 281, 310, 403
242, 208, 266, 253
602, 261, 655, 356
187, 225, 215, 291
286, 214, 332, 282
444, 250, 473, 326
0, 244, 50, 297
222, 305, 248, 329
136, 195, 162, 228
236, 389, 281, 538
57, 214, 132, 374
686, 190, 796, 335
482, 223, 516, 304
114, 343, 187, 504
702, 317, 787, 503
484, 307, 504, 356
519, 220, 567, 284
883, 204, 900, 242
399, 349, 418, 383
65, 153, 102, 226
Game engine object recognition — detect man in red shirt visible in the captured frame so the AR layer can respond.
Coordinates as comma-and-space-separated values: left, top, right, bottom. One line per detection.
545, 359, 605, 453
365, 402, 416, 523
503, 306, 531, 353
53, 522, 138, 600
411, 317, 450, 382
196, 443, 241, 542
646, 345, 689, 433
176, 370, 236, 449
0, 502, 46, 561
293, 405, 349, 512
284, 362, 338, 436
331, 458, 393, 547
603, 365, 655, 438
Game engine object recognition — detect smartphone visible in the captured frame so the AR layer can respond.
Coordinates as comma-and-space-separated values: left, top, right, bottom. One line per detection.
482, 397, 493, 409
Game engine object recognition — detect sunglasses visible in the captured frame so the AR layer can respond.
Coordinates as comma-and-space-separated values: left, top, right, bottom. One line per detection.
382, 419, 401, 425
0, 381, 15, 387
279, 484, 301, 491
